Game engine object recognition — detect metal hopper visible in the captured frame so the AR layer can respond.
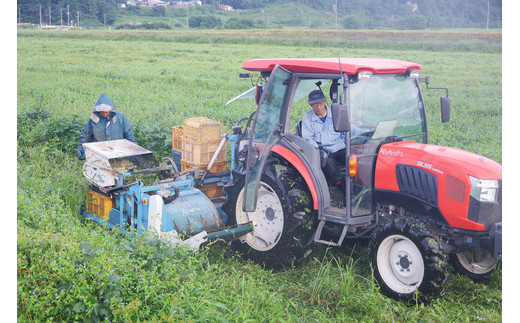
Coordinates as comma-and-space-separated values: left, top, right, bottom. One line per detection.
82, 139, 157, 187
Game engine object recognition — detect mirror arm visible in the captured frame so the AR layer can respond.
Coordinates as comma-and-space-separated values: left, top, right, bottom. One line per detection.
420, 76, 449, 97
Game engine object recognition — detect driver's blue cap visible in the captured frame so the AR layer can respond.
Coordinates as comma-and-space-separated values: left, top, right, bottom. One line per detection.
308, 90, 326, 105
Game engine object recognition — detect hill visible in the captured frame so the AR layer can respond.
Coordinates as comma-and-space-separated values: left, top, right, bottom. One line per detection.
17, 0, 502, 30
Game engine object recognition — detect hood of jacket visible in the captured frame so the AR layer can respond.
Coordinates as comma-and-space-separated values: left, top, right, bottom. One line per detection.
90, 110, 118, 124
93, 93, 115, 113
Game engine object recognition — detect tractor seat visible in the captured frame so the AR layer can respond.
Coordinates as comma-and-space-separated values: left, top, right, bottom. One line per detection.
294, 120, 328, 168
295, 121, 303, 137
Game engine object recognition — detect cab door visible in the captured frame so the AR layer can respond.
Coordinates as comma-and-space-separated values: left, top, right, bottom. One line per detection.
243, 65, 292, 212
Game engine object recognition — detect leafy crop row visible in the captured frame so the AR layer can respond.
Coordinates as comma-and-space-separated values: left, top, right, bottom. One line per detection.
17, 30, 502, 321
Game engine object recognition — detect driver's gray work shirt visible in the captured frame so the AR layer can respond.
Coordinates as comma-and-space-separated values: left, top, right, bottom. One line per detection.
301, 107, 345, 153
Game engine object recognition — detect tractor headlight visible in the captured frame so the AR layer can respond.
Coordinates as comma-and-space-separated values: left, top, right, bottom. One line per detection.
469, 176, 499, 202
357, 71, 373, 80
407, 69, 421, 78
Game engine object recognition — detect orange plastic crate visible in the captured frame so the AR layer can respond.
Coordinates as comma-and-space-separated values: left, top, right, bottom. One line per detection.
172, 126, 184, 152
181, 136, 227, 164
181, 160, 227, 173
183, 117, 221, 141
196, 181, 225, 199
86, 190, 114, 220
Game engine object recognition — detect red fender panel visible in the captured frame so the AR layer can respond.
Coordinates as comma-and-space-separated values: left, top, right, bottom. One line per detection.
271, 145, 319, 210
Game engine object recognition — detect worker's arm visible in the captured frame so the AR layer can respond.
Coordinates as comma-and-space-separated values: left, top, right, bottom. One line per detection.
77, 120, 94, 159
79, 119, 94, 145
301, 112, 319, 149
120, 114, 137, 144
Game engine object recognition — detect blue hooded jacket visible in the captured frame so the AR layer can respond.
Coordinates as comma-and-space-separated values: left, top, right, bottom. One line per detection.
79, 93, 136, 145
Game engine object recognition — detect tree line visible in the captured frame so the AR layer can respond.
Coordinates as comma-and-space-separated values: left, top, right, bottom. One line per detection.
228, 0, 501, 29
17, 0, 119, 25
17, 0, 502, 29
283, 0, 502, 29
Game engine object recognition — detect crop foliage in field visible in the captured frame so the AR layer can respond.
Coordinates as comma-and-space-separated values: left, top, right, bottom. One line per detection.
17, 30, 501, 322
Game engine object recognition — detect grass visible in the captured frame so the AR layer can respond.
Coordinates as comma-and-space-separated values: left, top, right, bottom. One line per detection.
17, 29, 502, 162
17, 29, 502, 321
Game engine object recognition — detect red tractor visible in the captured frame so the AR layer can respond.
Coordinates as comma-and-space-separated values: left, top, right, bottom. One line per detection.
222, 58, 502, 301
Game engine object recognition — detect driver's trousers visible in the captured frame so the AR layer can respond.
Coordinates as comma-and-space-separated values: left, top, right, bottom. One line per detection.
323, 148, 346, 193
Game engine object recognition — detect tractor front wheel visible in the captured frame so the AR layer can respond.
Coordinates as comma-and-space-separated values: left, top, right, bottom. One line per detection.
368, 216, 447, 302
451, 249, 499, 282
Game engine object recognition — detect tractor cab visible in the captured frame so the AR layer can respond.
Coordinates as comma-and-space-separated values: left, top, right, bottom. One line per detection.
233, 58, 439, 246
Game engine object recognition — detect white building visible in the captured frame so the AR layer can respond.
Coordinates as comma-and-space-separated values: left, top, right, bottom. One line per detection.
171, 1, 202, 8
219, 4, 234, 11
136, 0, 169, 7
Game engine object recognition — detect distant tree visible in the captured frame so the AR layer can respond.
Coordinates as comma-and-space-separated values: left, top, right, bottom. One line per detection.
189, 16, 202, 28
221, 0, 271, 9
152, 6, 165, 17
189, 15, 222, 28
256, 19, 266, 28
397, 14, 427, 30
200, 15, 222, 28
127, 5, 141, 14
224, 17, 255, 29
116, 22, 171, 30
98, 0, 117, 25
342, 14, 363, 29
282, 16, 303, 27
16, 0, 118, 25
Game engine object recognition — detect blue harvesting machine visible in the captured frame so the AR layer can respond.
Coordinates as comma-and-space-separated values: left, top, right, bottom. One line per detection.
80, 131, 253, 249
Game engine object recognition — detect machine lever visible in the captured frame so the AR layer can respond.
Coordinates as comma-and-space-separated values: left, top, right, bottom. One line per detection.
198, 134, 228, 186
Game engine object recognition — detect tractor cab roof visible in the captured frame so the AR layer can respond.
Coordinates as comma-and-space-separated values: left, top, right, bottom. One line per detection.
241, 58, 421, 75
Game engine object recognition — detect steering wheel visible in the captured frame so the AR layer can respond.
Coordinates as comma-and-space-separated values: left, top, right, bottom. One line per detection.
350, 130, 375, 145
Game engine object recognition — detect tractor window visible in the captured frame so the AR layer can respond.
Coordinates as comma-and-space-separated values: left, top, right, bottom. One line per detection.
253, 72, 291, 142
343, 74, 426, 217
346, 74, 426, 143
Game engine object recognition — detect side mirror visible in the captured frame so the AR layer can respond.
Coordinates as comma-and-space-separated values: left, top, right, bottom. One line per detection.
331, 103, 350, 132
441, 96, 450, 123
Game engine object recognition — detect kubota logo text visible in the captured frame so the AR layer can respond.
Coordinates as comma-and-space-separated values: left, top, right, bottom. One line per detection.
380, 148, 403, 157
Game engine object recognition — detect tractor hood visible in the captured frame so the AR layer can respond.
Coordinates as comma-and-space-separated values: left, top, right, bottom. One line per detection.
374, 140, 502, 231
376, 141, 502, 180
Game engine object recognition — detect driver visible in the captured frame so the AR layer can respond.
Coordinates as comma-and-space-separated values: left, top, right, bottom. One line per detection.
301, 90, 346, 193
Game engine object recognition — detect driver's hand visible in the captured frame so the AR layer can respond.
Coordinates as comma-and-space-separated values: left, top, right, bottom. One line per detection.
319, 148, 328, 168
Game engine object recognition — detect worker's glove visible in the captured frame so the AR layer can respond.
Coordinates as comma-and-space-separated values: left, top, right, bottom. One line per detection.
318, 146, 328, 168
77, 146, 85, 160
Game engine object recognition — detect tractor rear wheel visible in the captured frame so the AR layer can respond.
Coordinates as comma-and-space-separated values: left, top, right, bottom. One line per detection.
451, 249, 499, 282
223, 159, 317, 269
368, 216, 447, 302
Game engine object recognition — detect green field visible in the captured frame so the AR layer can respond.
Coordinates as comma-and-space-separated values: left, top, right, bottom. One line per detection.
17, 29, 502, 322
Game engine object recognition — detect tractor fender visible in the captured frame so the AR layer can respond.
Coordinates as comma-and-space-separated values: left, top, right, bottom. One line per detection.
270, 135, 330, 211
271, 145, 318, 209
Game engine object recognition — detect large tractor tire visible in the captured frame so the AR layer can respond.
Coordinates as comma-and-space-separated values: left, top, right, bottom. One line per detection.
223, 158, 317, 269
451, 249, 499, 282
368, 216, 447, 302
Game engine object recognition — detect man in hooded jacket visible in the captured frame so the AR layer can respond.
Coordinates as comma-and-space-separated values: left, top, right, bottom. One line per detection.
77, 93, 136, 159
